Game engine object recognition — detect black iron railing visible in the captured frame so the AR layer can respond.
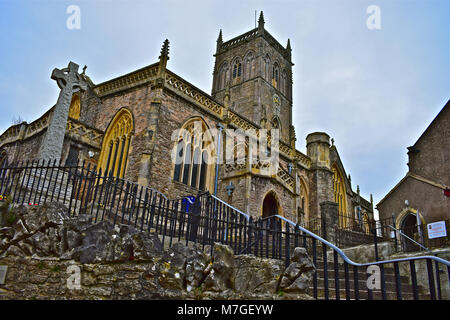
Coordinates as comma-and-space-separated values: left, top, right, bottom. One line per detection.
0, 159, 449, 300
370, 216, 450, 254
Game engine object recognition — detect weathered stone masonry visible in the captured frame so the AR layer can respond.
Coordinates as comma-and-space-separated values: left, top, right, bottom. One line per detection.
0, 203, 316, 300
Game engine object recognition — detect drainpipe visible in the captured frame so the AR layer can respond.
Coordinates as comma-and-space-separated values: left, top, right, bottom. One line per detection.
214, 123, 224, 197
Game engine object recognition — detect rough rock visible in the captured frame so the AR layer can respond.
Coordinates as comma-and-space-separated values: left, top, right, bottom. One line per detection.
279, 247, 316, 294
0, 203, 316, 300
234, 255, 284, 294
202, 243, 235, 292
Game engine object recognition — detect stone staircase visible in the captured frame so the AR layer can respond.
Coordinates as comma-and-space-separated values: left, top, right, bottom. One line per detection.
311, 258, 430, 300
237, 236, 432, 300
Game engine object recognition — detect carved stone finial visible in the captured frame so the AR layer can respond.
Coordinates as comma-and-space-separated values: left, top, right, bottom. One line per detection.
258, 11, 265, 32
289, 125, 296, 146
159, 39, 170, 62
157, 39, 170, 80
82, 65, 87, 75
258, 11, 265, 25
286, 39, 292, 61
216, 29, 223, 53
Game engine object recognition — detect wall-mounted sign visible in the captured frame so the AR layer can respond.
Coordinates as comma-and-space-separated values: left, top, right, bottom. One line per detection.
427, 221, 447, 239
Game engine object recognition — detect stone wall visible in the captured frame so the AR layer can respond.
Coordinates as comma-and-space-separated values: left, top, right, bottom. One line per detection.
0, 202, 315, 300
377, 175, 450, 224
407, 102, 449, 187
1, 128, 46, 164
392, 249, 450, 300
335, 229, 378, 249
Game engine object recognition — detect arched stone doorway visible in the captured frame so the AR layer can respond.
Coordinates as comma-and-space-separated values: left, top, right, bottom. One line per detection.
400, 213, 418, 252
262, 191, 280, 218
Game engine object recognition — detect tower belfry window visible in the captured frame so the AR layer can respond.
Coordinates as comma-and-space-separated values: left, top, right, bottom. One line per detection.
272, 64, 279, 88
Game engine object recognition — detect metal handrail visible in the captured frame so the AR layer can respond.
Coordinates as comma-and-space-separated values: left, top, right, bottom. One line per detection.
387, 224, 429, 251
211, 194, 250, 221
271, 214, 450, 268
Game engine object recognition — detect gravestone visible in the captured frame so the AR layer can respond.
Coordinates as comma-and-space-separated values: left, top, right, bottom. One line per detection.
39, 61, 87, 162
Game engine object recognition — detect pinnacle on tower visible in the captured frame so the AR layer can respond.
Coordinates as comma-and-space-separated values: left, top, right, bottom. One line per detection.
286, 38, 291, 51
216, 29, 223, 52
158, 39, 170, 79
258, 11, 265, 30
159, 39, 170, 61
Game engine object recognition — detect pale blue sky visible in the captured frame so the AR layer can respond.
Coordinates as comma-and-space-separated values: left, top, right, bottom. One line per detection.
0, 0, 449, 217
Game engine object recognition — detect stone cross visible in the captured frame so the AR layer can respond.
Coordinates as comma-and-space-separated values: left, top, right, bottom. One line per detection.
226, 181, 235, 196
39, 61, 87, 162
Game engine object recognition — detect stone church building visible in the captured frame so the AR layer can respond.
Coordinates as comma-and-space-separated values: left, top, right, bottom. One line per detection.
0, 13, 374, 230
377, 100, 449, 243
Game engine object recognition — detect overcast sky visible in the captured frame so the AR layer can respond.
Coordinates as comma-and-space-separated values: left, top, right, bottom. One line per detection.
0, 0, 449, 218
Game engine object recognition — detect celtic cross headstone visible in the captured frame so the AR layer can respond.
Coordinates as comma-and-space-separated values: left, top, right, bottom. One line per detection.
38, 61, 87, 162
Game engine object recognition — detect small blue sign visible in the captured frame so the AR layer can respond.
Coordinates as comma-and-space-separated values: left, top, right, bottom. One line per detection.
182, 196, 196, 213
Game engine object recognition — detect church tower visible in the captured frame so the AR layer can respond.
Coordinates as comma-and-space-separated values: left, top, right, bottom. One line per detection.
211, 12, 294, 143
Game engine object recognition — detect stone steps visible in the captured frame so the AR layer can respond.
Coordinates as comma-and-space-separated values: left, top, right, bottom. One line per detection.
313, 286, 430, 300
310, 257, 433, 300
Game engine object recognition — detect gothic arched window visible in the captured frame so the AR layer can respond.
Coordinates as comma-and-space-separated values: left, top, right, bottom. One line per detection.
244, 51, 255, 80
232, 60, 242, 80
272, 63, 280, 88
98, 108, 133, 178
68, 95, 81, 120
172, 118, 215, 191
332, 164, 348, 227
264, 55, 271, 82
0, 149, 7, 168
299, 177, 309, 222
218, 62, 228, 90
281, 70, 287, 96
272, 117, 281, 130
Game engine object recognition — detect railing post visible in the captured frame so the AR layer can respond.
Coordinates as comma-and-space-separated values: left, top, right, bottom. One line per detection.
188, 191, 202, 242
247, 216, 253, 254
333, 249, 340, 300
312, 238, 318, 299
409, 260, 419, 300
426, 258, 436, 300
285, 223, 290, 268
373, 226, 379, 262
